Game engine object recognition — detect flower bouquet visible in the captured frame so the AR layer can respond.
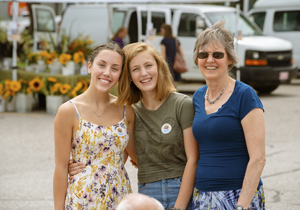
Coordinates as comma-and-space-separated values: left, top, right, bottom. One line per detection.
44, 76, 72, 115
14, 78, 35, 113
69, 79, 90, 98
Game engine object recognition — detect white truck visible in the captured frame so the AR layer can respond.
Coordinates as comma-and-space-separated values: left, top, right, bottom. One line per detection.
247, 0, 300, 75
32, 3, 298, 93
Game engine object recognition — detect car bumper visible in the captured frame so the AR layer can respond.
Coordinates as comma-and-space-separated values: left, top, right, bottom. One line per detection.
238, 64, 298, 85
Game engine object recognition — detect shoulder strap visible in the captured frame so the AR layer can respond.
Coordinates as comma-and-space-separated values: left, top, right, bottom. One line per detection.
69, 100, 81, 121
123, 105, 126, 120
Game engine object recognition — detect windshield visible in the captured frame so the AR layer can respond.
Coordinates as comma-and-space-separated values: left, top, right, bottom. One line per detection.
205, 12, 262, 36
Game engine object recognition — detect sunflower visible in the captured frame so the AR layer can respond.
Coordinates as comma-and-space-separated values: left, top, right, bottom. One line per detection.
0, 83, 3, 95
9, 81, 22, 92
46, 57, 54, 65
50, 51, 58, 59
74, 82, 83, 92
2, 91, 10, 99
29, 76, 43, 92
74, 51, 85, 64
60, 84, 72, 95
81, 80, 88, 92
26, 87, 32, 94
4, 79, 10, 90
59, 53, 72, 66
70, 89, 77, 98
51, 83, 62, 94
39, 51, 51, 59
47, 77, 57, 83
18, 78, 27, 84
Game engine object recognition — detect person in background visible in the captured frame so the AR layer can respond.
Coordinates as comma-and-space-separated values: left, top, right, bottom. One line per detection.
160, 23, 185, 82
192, 20, 266, 210
111, 27, 128, 49
116, 193, 164, 210
53, 42, 136, 210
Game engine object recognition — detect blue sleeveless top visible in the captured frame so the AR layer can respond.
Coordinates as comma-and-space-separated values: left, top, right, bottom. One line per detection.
192, 80, 264, 191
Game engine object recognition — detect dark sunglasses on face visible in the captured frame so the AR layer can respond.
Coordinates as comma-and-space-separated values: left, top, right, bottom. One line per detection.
197, 52, 225, 59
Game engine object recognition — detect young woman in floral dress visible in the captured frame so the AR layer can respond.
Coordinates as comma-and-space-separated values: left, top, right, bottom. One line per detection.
53, 42, 137, 210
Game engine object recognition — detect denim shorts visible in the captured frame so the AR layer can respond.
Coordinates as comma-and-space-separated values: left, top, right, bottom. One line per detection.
138, 177, 193, 210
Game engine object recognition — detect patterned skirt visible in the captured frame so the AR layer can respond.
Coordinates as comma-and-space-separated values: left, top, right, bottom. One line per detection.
192, 185, 265, 210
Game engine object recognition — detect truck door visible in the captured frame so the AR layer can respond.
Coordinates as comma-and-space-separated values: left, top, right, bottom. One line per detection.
31, 5, 57, 51
136, 6, 171, 50
172, 9, 208, 81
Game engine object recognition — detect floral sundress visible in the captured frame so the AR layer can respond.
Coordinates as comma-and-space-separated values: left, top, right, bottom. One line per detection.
65, 101, 132, 210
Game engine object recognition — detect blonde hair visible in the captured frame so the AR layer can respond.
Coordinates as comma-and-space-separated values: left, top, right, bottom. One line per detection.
117, 42, 176, 106
193, 20, 238, 70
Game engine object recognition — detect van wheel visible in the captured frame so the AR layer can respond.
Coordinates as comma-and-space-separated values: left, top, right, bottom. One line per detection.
253, 84, 279, 94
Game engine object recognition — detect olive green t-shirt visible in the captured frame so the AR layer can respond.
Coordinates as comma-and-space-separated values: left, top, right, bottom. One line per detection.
133, 92, 195, 183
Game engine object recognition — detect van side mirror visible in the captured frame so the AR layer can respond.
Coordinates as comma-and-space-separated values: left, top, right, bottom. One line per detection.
196, 16, 205, 37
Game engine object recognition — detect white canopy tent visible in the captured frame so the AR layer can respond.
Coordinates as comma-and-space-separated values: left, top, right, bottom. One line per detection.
2, 0, 239, 80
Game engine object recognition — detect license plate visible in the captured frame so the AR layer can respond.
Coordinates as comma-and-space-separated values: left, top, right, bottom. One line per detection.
279, 72, 289, 81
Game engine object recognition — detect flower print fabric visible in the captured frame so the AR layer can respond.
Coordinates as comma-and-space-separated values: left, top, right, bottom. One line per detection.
65, 102, 132, 210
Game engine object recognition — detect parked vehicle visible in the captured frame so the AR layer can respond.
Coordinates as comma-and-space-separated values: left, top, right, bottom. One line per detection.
33, 3, 298, 93
247, 0, 300, 74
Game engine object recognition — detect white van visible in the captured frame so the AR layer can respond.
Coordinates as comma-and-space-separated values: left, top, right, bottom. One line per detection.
247, 0, 300, 73
34, 3, 298, 93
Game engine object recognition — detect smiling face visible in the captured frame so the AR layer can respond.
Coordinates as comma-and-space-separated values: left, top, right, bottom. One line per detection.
197, 41, 232, 82
88, 49, 123, 93
129, 51, 158, 95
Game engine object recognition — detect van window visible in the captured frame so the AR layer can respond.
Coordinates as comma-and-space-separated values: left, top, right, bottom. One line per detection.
273, 11, 300, 32
141, 11, 166, 35
206, 12, 262, 36
178, 13, 203, 37
112, 11, 126, 33
36, 9, 55, 32
250, 12, 266, 30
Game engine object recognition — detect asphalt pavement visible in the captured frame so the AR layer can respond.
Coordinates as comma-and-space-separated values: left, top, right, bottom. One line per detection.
0, 79, 300, 210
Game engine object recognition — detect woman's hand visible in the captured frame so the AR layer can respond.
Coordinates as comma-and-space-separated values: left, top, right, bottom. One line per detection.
68, 159, 85, 180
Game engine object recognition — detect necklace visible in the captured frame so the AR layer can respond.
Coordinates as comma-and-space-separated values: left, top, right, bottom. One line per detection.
85, 95, 105, 118
206, 80, 229, 105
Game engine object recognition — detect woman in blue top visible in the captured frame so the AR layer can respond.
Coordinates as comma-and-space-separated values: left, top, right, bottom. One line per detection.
192, 20, 266, 210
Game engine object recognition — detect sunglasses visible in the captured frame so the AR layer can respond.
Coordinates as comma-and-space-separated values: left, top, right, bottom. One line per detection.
197, 52, 225, 59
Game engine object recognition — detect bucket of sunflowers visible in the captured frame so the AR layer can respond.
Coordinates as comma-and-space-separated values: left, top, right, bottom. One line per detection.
0, 77, 43, 113
39, 32, 93, 75
15, 78, 34, 113
0, 79, 20, 112
43, 77, 72, 115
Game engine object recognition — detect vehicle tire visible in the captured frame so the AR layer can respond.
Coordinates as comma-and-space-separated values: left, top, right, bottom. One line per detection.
253, 84, 279, 94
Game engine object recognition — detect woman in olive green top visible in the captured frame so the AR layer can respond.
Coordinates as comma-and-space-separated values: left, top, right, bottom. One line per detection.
69, 42, 198, 210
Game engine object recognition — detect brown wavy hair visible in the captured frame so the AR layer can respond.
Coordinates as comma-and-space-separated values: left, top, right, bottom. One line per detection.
117, 42, 176, 106
160, 23, 174, 38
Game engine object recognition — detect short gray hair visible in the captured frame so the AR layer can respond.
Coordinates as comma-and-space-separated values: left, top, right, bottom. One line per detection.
193, 20, 238, 70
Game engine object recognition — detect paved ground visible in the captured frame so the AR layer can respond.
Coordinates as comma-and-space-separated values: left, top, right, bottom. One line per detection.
0, 79, 300, 210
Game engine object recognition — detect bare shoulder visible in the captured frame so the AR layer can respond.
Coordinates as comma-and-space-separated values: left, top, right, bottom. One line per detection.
125, 105, 135, 122
55, 101, 77, 123
55, 95, 84, 124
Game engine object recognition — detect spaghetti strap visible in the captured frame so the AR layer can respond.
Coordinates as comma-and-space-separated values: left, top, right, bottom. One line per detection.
69, 100, 81, 121
123, 105, 126, 120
